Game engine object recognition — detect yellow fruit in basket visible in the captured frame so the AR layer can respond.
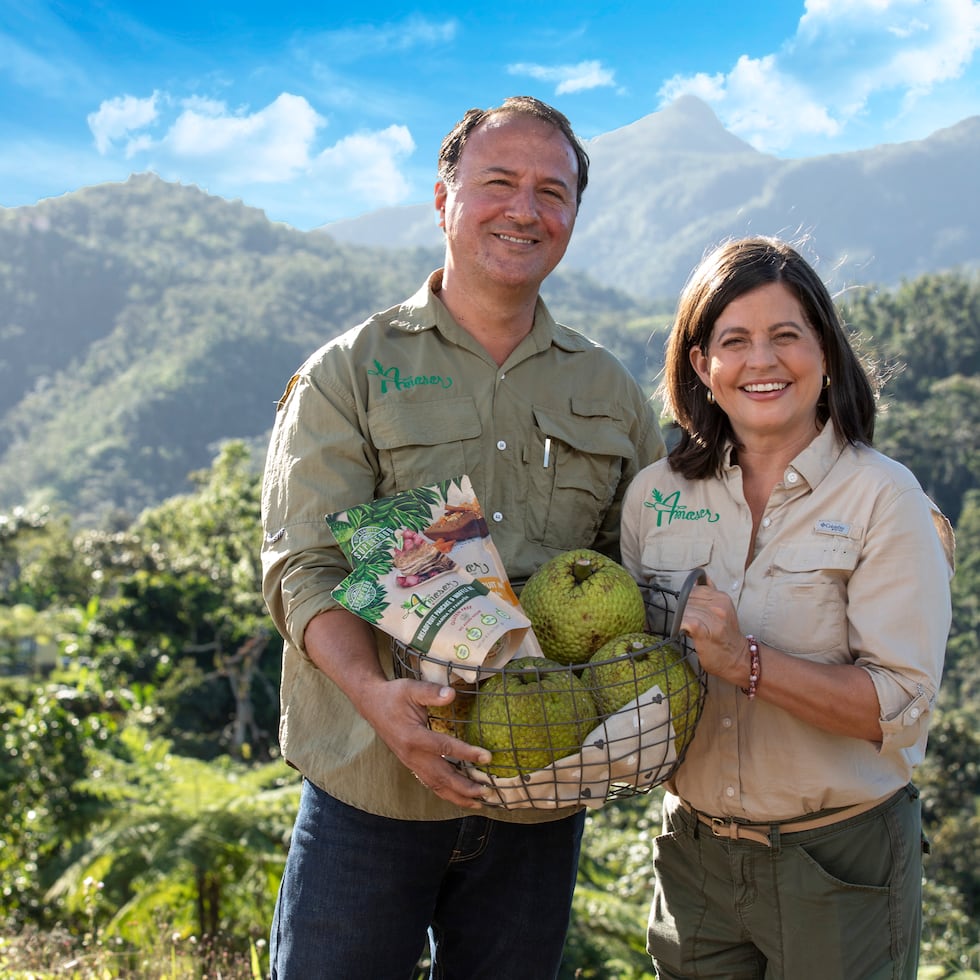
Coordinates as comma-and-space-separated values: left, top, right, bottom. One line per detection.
584, 632, 701, 754
520, 549, 646, 665
428, 689, 474, 738
465, 656, 598, 778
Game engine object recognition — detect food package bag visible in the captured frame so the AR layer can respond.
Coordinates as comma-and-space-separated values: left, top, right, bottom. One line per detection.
327, 476, 537, 684
465, 683, 684, 809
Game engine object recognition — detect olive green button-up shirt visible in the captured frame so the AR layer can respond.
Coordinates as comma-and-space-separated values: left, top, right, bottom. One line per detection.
261, 270, 665, 822
620, 422, 954, 823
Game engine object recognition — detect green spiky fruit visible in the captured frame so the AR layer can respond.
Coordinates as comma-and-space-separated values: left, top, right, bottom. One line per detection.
520, 549, 646, 665
465, 656, 598, 777
584, 632, 701, 754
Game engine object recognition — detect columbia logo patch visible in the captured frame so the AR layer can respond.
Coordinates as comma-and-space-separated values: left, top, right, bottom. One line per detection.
815, 520, 850, 536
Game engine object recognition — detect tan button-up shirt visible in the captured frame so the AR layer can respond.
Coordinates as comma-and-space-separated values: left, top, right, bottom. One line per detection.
620, 422, 954, 822
261, 271, 665, 821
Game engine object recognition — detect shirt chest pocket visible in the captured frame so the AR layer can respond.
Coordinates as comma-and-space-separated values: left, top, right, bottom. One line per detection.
637, 538, 714, 635
762, 541, 860, 659
368, 397, 482, 495
524, 403, 634, 552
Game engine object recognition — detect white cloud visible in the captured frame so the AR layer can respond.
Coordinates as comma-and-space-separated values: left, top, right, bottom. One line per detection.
507, 60, 616, 95
87, 93, 160, 154
310, 125, 416, 204
659, 0, 980, 153
84, 89, 418, 224
160, 93, 323, 183
303, 15, 459, 63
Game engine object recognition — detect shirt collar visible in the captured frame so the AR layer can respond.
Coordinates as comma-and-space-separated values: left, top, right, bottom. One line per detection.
388, 269, 593, 354
724, 421, 847, 491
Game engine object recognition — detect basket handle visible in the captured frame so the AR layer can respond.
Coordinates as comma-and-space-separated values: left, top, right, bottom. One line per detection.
669, 568, 707, 641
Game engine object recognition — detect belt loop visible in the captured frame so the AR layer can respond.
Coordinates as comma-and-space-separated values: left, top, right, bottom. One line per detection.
769, 823, 781, 854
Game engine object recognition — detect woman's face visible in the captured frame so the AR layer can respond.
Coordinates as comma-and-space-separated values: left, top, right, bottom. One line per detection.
689, 281, 826, 446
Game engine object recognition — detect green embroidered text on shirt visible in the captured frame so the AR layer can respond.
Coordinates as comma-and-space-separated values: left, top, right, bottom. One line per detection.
643, 489, 720, 526
368, 360, 454, 394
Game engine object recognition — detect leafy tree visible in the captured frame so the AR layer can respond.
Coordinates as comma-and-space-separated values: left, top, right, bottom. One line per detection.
0, 677, 126, 927
77, 441, 279, 758
46, 725, 296, 966
842, 272, 980, 403
876, 376, 980, 524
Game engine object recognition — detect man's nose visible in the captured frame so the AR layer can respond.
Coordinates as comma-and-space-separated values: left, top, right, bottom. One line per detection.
504, 185, 538, 222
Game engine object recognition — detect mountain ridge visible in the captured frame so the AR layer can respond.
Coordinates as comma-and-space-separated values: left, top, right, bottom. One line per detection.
321, 96, 980, 298
1, 96, 977, 522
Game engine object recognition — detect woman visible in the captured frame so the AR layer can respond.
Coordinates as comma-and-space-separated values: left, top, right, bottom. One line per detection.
620, 236, 955, 980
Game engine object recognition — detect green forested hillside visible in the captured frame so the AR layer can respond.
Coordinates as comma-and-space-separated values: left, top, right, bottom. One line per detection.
1, 176, 978, 979
0, 175, 658, 525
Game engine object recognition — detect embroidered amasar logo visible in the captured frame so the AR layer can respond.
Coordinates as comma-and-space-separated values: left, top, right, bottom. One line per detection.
367, 360, 454, 394
643, 489, 720, 527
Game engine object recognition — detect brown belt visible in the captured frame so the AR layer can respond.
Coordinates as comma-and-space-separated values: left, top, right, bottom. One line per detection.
679, 791, 900, 847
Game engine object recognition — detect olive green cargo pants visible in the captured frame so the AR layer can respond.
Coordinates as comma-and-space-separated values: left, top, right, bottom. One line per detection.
648, 786, 924, 979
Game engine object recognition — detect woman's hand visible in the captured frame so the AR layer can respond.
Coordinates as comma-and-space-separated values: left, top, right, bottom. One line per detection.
678, 579, 753, 688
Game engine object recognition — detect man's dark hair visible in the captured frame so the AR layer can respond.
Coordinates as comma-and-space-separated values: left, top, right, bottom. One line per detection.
438, 96, 590, 208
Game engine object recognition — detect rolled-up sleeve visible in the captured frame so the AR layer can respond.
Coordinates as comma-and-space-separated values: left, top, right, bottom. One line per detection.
850, 487, 954, 755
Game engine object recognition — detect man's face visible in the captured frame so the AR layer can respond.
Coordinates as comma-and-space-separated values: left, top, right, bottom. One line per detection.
434, 114, 579, 293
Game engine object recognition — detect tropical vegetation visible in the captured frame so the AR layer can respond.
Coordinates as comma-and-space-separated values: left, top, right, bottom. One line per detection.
0, 176, 977, 977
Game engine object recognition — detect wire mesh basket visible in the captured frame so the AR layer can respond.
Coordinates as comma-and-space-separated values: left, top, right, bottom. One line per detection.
392, 569, 707, 810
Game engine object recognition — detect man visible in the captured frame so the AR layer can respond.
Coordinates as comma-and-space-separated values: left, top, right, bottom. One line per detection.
261, 95, 665, 979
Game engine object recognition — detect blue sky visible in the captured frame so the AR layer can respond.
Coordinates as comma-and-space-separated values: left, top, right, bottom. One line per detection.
2, 0, 978, 230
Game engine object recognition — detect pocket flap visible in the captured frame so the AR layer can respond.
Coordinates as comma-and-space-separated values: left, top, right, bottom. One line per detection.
532, 405, 634, 457
642, 537, 713, 572
369, 397, 482, 449
772, 542, 859, 573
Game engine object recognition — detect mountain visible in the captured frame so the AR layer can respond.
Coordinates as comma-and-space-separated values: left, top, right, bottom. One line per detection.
322, 95, 980, 299
2, 96, 978, 524
0, 176, 651, 523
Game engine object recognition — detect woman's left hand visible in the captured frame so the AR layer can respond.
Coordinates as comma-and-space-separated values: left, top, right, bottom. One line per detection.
678, 579, 753, 688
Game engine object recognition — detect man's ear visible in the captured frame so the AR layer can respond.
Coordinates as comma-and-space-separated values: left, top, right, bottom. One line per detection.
434, 182, 447, 228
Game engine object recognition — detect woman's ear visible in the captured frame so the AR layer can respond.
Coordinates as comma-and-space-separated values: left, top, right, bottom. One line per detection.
689, 344, 710, 387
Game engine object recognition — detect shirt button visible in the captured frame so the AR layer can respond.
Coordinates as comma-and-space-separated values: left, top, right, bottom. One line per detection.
762, 517, 771, 528
786, 471, 799, 484
722, 716, 733, 729
492, 512, 504, 523
730, 581, 739, 592
725, 786, 736, 798
909, 707, 920, 720
496, 440, 507, 451
499, 373, 506, 381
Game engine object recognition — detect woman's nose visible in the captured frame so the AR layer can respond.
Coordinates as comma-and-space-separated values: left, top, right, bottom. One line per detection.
746, 338, 778, 365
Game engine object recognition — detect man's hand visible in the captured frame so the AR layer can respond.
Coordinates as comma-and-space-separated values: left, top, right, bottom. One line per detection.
304, 608, 492, 809
363, 679, 492, 809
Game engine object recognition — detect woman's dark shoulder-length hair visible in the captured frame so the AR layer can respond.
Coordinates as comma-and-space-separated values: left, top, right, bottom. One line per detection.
660, 236, 878, 481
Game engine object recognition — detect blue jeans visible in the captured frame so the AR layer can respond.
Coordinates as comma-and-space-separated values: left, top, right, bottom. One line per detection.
270, 779, 586, 980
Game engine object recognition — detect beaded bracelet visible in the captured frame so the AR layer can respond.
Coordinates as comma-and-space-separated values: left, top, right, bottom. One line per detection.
741, 635, 761, 700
